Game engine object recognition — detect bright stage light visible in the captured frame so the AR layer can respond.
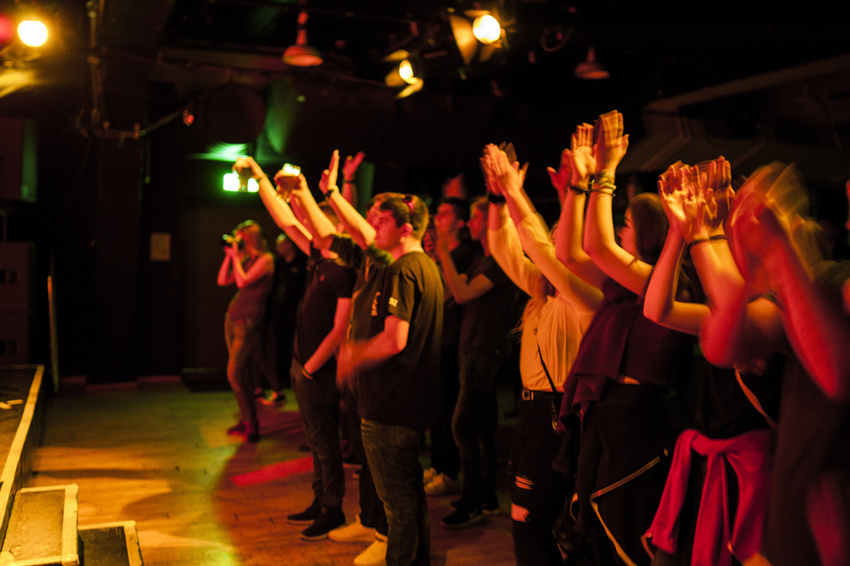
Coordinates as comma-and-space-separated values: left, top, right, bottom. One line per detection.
472, 14, 501, 45
17, 20, 48, 47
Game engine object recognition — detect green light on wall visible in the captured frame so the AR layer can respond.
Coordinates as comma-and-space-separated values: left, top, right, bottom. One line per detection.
223, 172, 259, 193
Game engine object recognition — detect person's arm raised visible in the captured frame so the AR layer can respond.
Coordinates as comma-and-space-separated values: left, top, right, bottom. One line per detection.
582, 110, 652, 294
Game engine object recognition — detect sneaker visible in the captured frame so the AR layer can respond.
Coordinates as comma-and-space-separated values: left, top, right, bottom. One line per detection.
423, 467, 438, 484
424, 474, 457, 497
300, 507, 345, 541
227, 421, 247, 436
287, 500, 321, 525
328, 514, 376, 543
449, 496, 499, 514
260, 390, 285, 406
353, 539, 388, 566
441, 502, 483, 529
244, 422, 259, 443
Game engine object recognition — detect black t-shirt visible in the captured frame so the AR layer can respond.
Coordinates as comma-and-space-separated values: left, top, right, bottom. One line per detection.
457, 253, 520, 358
330, 237, 394, 343
293, 247, 356, 369
269, 251, 307, 320
359, 251, 444, 428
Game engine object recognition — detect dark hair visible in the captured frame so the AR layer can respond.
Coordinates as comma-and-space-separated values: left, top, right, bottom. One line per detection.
380, 194, 430, 239
470, 195, 489, 218
368, 191, 405, 209
439, 196, 470, 222
629, 193, 668, 266
235, 220, 267, 253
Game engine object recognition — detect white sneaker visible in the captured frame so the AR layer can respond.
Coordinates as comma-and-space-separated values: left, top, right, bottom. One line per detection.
424, 473, 457, 497
353, 539, 387, 566
422, 467, 438, 484
329, 514, 376, 543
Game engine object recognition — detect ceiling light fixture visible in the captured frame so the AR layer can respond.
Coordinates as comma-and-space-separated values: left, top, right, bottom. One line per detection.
383, 50, 424, 99
283, 11, 322, 67
449, 10, 503, 67
472, 14, 501, 45
574, 47, 609, 80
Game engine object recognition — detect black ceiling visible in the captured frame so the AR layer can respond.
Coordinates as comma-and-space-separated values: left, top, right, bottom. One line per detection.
2, 0, 850, 185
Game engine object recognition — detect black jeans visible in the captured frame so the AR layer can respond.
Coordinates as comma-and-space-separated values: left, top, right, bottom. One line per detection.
452, 353, 500, 507
292, 358, 344, 509
509, 393, 566, 565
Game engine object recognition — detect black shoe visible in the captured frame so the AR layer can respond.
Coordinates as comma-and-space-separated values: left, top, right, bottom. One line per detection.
441, 502, 483, 529
244, 427, 259, 443
300, 507, 345, 540
450, 496, 498, 513
287, 500, 321, 525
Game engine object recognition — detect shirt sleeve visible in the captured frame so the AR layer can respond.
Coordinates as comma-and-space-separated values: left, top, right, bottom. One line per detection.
487, 218, 537, 297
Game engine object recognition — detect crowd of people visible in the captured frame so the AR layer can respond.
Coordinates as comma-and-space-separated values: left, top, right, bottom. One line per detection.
215, 109, 850, 566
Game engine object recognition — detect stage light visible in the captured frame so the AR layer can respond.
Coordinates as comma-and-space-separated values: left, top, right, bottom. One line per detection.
17, 20, 47, 48
472, 14, 501, 45
398, 59, 417, 84
574, 47, 609, 80
383, 50, 424, 97
449, 10, 503, 66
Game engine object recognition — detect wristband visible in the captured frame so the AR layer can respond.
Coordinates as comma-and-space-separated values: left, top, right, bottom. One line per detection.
569, 184, 589, 194
323, 185, 339, 197
302, 366, 313, 379
487, 193, 506, 204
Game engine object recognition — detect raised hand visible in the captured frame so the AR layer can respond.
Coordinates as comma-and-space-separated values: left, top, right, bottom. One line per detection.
570, 123, 596, 188
484, 143, 525, 198
546, 148, 571, 193
342, 151, 365, 182
319, 150, 340, 195
696, 157, 734, 232
594, 110, 629, 175
658, 162, 698, 241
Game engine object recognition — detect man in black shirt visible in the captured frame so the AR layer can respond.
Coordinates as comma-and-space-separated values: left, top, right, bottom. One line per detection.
338, 194, 443, 566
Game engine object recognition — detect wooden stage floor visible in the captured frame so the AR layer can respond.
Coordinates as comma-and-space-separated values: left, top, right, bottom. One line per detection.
27, 378, 517, 566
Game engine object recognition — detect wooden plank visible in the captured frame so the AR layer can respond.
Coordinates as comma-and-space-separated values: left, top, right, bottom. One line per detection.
0, 365, 44, 546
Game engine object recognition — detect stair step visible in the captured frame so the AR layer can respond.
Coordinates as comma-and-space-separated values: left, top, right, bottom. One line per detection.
78, 522, 143, 566
0, 484, 79, 566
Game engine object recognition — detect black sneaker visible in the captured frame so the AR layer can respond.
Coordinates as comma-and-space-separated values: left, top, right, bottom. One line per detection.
300, 507, 346, 540
482, 496, 500, 515
440, 502, 483, 529
287, 500, 321, 525
244, 422, 259, 443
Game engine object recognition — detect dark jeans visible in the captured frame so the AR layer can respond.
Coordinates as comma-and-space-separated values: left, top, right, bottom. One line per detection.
292, 358, 344, 509
430, 344, 460, 479
452, 352, 500, 507
362, 419, 430, 566
345, 384, 388, 535
509, 394, 566, 566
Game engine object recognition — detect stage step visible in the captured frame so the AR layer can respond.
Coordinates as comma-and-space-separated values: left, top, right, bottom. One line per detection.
78, 522, 143, 566
0, 484, 79, 566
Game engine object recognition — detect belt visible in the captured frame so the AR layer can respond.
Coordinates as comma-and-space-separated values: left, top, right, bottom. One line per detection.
521, 389, 562, 401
